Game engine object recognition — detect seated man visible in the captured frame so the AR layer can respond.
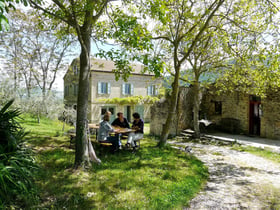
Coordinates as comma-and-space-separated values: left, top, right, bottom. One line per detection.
97, 113, 120, 152
126, 112, 144, 152
111, 112, 130, 128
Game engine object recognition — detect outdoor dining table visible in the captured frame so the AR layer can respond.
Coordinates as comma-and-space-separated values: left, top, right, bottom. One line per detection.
87, 124, 136, 140
111, 126, 136, 134
88, 123, 99, 140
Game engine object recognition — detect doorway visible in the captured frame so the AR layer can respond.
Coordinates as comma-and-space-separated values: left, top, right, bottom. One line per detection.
249, 95, 261, 136
101, 106, 115, 123
124, 106, 131, 122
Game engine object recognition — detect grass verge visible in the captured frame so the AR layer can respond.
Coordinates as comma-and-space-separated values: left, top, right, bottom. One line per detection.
231, 145, 280, 164
20, 115, 208, 209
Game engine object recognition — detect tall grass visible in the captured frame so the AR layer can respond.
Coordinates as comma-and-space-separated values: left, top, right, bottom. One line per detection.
20, 116, 208, 209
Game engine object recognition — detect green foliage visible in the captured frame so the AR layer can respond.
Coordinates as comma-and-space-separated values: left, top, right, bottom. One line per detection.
98, 95, 160, 105
0, 100, 38, 208
0, 99, 21, 152
20, 116, 208, 209
96, 3, 164, 81
0, 0, 41, 31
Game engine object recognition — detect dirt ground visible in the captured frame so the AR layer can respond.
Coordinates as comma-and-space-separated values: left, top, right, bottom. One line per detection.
170, 141, 280, 210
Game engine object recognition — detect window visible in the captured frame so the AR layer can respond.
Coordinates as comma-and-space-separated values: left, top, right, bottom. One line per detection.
101, 106, 115, 123
122, 83, 134, 95
215, 101, 222, 115
147, 85, 158, 96
98, 82, 111, 94
64, 85, 69, 97
73, 64, 78, 75
74, 84, 78, 96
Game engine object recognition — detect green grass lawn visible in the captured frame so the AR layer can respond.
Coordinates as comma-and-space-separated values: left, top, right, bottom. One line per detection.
21, 115, 208, 209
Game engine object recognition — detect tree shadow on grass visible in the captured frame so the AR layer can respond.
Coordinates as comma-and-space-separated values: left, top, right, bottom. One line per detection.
33, 147, 99, 209
29, 135, 208, 209
26, 134, 71, 150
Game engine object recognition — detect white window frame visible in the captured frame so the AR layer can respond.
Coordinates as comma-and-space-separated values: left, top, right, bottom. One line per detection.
122, 83, 134, 95
147, 85, 158, 96
98, 82, 111, 94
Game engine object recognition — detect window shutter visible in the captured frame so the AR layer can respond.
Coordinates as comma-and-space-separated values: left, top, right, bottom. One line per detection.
155, 86, 159, 96
147, 85, 151, 96
122, 83, 125, 95
130, 84, 134, 95
98, 82, 101, 94
107, 83, 111, 94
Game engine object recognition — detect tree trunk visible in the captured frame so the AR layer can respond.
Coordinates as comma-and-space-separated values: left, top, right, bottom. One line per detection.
74, 27, 100, 168
193, 80, 200, 138
159, 66, 180, 147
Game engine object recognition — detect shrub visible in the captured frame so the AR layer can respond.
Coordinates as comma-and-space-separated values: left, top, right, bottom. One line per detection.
0, 100, 38, 208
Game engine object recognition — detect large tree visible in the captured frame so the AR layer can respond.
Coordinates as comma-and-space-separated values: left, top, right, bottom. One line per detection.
28, 0, 118, 168
142, 0, 226, 145
179, 1, 279, 137
114, 0, 279, 143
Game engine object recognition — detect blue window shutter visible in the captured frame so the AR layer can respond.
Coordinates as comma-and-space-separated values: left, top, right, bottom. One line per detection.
155, 86, 159, 96
98, 82, 101, 94
107, 83, 111, 94
147, 85, 151, 96
122, 83, 125, 95
130, 84, 134, 95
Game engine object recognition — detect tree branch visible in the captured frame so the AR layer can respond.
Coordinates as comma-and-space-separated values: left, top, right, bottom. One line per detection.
28, 0, 74, 26
179, 0, 225, 65
92, 0, 110, 24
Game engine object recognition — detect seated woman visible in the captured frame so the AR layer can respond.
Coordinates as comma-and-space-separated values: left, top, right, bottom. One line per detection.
97, 113, 120, 152
126, 112, 144, 151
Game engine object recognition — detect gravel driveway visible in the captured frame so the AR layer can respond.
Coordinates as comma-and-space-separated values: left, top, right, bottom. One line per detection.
170, 141, 280, 210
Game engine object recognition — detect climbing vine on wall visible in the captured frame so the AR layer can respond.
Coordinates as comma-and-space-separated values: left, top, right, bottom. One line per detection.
98, 96, 160, 105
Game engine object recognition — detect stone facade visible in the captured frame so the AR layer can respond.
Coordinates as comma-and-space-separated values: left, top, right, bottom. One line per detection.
150, 87, 194, 137
201, 89, 249, 134
261, 90, 280, 139
64, 58, 161, 123
151, 86, 280, 140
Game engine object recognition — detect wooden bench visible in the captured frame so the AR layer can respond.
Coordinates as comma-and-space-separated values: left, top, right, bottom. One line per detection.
98, 141, 113, 147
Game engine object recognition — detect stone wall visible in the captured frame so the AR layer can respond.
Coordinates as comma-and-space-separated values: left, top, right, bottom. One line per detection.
201, 89, 249, 134
151, 85, 280, 140
150, 98, 171, 136
150, 87, 193, 136
261, 89, 280, 139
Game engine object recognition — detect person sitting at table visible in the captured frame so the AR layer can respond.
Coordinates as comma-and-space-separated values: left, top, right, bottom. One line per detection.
126, 112, 144, 152
97, 113, 120, 152
111, 112, 130, 128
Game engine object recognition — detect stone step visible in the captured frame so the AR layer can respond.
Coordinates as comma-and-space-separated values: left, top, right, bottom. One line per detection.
181, 129, 195, 135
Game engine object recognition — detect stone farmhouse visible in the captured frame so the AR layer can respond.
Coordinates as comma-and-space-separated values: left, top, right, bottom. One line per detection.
63, 58, 161, 123
202, 88, 280, 140
151, 86, 280, 140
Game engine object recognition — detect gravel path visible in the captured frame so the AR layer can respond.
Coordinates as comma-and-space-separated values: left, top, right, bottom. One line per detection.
170, 141, 280, 210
